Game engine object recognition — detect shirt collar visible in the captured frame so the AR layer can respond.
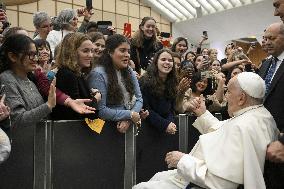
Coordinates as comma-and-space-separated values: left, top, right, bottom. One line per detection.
232, 104, 263, 117
276, 51, 284, 62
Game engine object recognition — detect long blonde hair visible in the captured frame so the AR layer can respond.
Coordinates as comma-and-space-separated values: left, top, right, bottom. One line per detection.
56, 32, 91, 75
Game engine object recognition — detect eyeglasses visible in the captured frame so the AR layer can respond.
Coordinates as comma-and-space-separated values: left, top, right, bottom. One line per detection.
39, 24, 52, 29
26, 51, 39, 61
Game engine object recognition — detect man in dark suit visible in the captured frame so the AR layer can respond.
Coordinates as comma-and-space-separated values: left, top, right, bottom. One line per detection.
259, 22, 284, 189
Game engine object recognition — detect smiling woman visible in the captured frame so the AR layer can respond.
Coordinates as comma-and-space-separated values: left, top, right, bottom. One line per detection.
51, 32, 99, 120
87, 34, 143, 188
136, 48, 179, 182
0, 34, 56, 129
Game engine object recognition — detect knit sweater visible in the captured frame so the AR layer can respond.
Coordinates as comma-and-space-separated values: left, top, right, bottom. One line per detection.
0, 70, 51, 129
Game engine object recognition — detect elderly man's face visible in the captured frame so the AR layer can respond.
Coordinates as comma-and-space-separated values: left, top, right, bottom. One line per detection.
264, 24, 284, 57
273, 0, 284, 22
226, 77, 244, 117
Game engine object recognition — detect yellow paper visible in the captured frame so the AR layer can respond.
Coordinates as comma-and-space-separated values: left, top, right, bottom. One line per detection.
85, 118, 105, 134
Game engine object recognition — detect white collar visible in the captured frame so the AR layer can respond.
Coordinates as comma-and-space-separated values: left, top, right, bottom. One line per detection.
276, 51, 284, 62
232, 104, 263, 117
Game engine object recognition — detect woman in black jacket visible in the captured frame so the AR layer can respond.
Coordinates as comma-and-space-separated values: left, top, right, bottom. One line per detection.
136, 48, 179, 183
130, 17, 163, 75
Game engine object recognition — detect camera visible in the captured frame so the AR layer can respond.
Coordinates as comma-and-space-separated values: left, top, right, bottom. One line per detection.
203, 31, 208, 39
97, 21, 113, 36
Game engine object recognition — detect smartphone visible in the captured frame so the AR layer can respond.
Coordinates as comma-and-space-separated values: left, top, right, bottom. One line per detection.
160, 32, 170, 38
203, 31, 208, 38
251, 41, 257, 48
123, 23, 131, 37
97, 21, 112, 35
86, 0, 92, 11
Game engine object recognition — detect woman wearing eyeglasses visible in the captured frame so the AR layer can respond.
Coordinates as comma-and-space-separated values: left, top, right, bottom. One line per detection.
0, 34, 56, 128
0, 34, 56, 187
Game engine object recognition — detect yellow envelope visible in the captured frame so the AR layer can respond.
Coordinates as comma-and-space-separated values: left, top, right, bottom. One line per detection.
85, 118, 105, 134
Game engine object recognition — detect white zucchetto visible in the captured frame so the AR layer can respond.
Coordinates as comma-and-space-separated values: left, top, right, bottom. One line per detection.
236, 72, 265, 99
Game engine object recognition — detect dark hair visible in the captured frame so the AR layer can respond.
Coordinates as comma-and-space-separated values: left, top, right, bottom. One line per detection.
98, 34, 134, 105
140, 48, 177, 99
0, 34, 36, 73
180, 60, 194, 70
87, 32, 105, 43
185, 51, 196, 60
2, 27, 26, 42
191, 71, 212, 95
86, 21, 98, 33
33, 39, 52, 63
201, 48, 209, 54
171, 52, 181, 62
171, 37, 188, 52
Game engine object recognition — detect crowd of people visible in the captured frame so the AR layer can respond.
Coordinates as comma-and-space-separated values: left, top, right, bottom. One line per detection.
0, 1, 284, 188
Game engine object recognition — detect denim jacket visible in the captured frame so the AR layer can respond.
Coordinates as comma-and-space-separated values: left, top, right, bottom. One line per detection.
87, 66, 143, 121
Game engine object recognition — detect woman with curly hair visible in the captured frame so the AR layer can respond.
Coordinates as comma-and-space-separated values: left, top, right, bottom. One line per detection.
87, 34, 143, 188
136, 48, 179, 183
130, 17, 163, 75
51, 32, 100, 120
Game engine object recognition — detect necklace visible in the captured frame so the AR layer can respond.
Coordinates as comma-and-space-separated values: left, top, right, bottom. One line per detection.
230, 105, 263, 121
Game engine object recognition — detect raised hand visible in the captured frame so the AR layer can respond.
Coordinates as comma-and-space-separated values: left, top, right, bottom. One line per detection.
188, 96, 206, 117
166, 122, 177, 135
66, 98, 97, 114
47, 78, 56, 110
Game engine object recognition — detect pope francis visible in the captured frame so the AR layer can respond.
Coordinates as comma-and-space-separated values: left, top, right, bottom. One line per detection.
133, 72, 279, 189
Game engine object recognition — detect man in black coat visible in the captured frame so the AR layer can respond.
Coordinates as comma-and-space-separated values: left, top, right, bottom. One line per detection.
259, 22, 284, 189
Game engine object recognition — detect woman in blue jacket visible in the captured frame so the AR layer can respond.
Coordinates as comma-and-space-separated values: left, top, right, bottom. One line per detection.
88, 34, 143, 188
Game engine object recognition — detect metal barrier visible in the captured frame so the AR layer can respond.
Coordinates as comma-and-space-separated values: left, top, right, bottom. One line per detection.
2, 114, 218, 188
178, 114, 189, 153
178, 113, 223, 154
0, 120, 137, 189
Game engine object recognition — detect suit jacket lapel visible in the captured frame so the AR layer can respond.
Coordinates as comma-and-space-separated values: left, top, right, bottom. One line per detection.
265, 59, 284, 100
259, 58, 271, 79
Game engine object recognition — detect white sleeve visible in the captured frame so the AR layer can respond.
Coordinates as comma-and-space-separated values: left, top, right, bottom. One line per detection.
193, 110, 224, 134
0, 128, 11, 164
177, 154, 238, 189
46, 31, 58, 58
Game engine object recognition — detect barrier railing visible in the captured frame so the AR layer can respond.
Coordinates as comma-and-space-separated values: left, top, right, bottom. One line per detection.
2, 113, 221, 188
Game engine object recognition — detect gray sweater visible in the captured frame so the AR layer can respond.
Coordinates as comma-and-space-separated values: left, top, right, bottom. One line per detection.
0, 70, 51, 128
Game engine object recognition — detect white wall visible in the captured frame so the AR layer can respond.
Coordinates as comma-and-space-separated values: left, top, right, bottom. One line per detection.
172, 0, 279, 57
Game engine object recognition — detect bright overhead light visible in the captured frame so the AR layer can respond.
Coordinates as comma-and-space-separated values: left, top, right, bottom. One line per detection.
143, 0, 266, 23
158, 0, 185, 19
145, 0, 179, 22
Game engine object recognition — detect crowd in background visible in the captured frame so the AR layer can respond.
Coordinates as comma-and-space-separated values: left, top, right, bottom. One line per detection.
0, 1, 283, 188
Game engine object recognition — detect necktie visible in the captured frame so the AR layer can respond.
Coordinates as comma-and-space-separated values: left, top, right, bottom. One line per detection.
264, 57, 278, 94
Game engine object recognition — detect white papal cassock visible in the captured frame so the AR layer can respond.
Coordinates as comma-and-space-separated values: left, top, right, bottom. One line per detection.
133, 105, 279, 189
0, 127, 10, 164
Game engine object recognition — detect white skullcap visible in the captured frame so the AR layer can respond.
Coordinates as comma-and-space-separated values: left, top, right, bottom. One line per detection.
236, 72, 265, 99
